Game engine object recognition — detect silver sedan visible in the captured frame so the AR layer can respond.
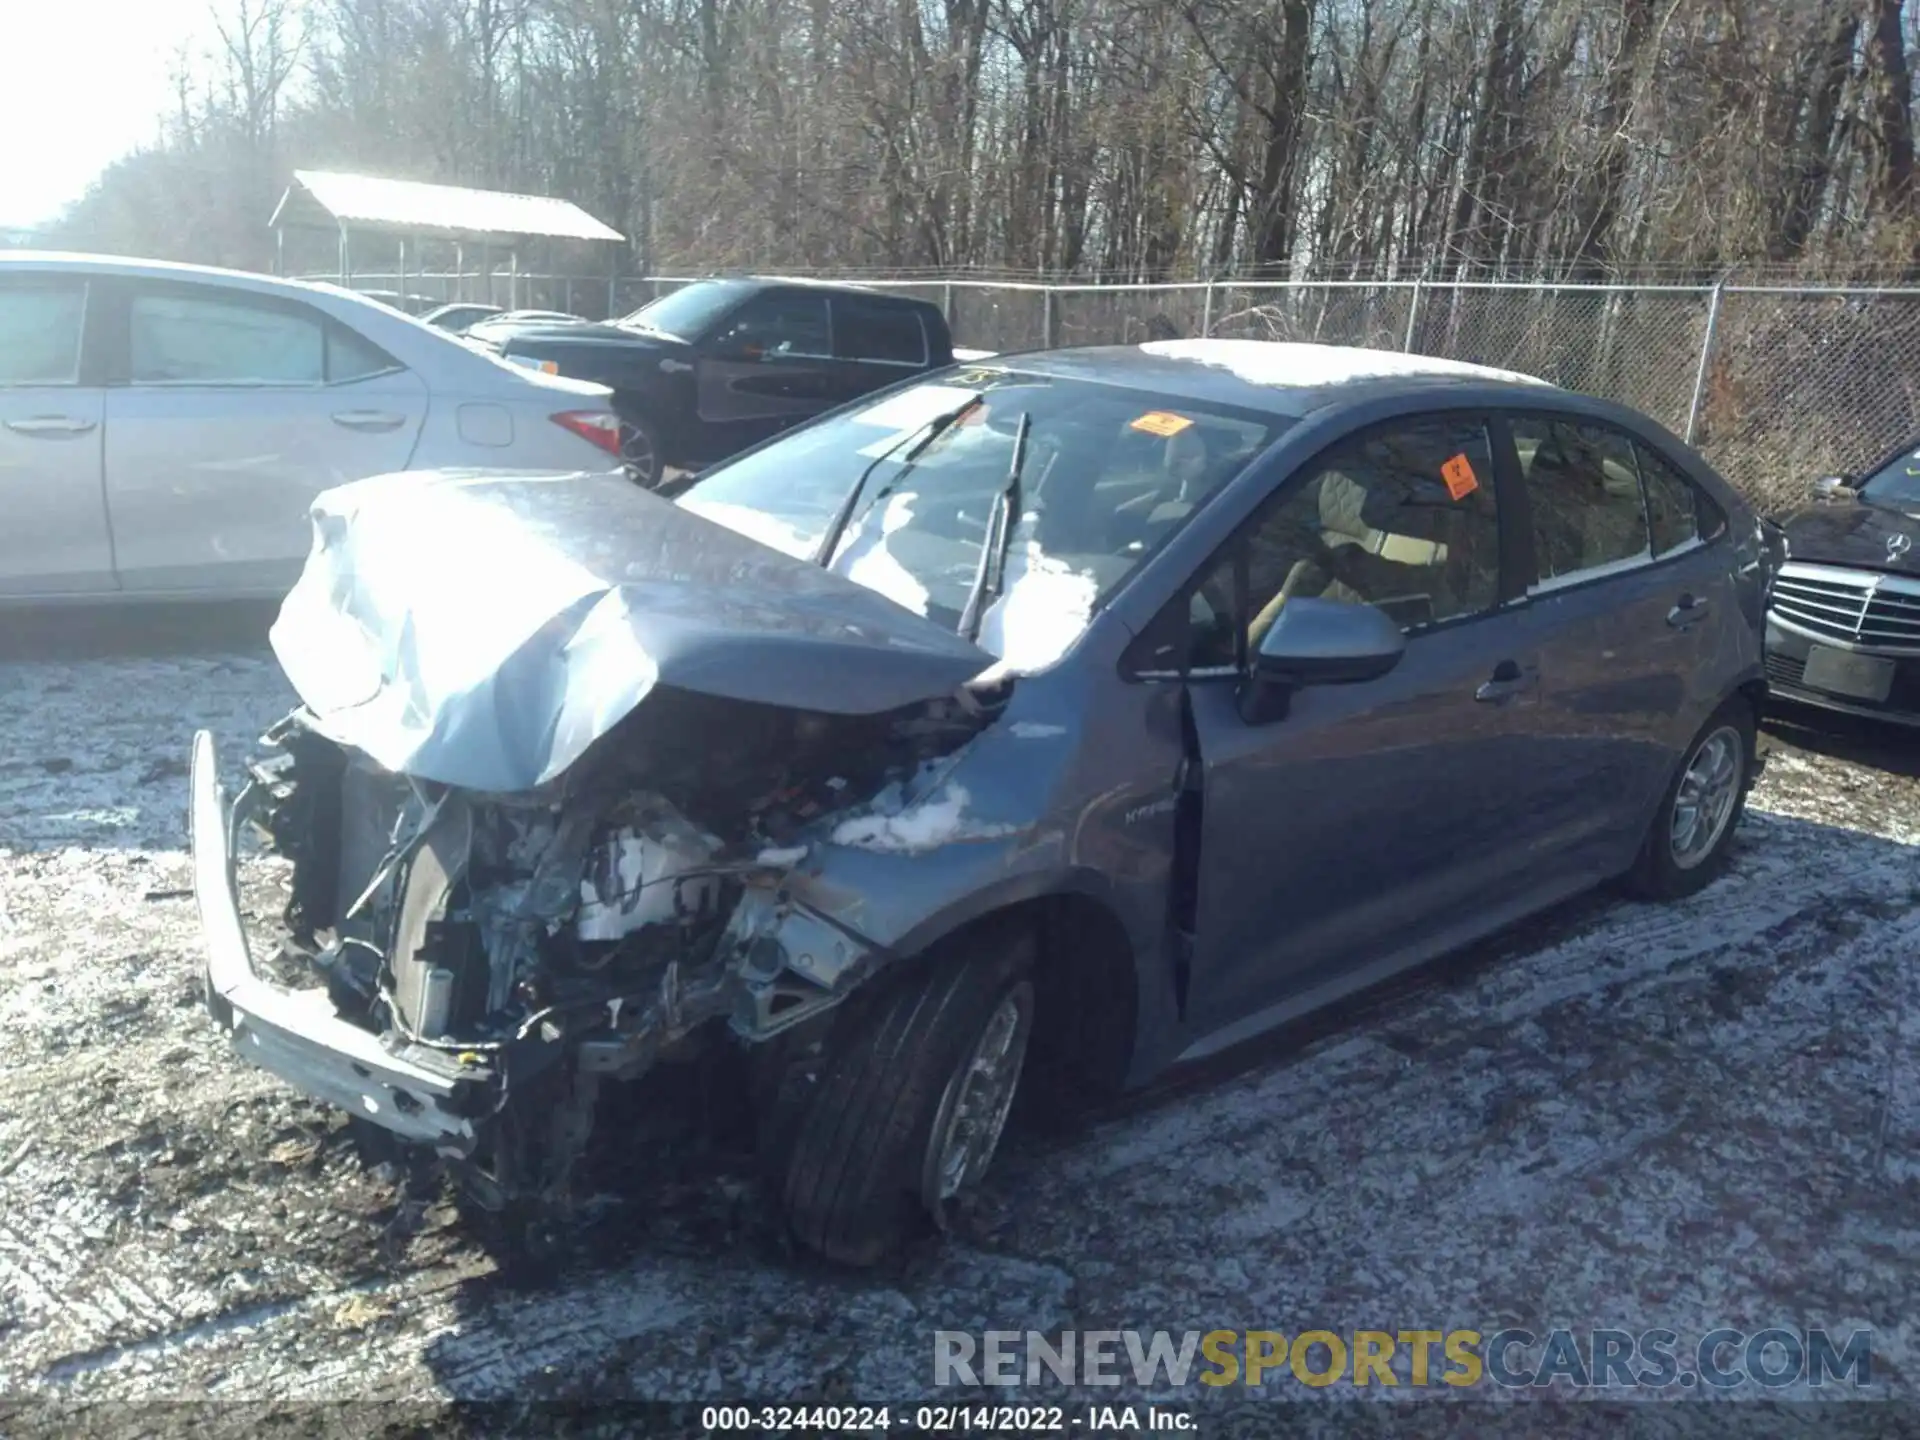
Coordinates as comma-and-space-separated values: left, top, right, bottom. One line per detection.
0, 253, 625, 603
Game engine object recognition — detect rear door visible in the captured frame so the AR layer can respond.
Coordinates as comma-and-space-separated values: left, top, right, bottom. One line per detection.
1498, 411, 1732, 878
102, 280, 426, 596
1167, 411, 1564, 1034
693, 289, 836, 457
0, 270, 114, 597
830, 294, 933, 405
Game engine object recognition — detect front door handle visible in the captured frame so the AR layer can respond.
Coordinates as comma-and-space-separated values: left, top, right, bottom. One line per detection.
331, 410, 407, 432
5, 415, 97, 436
1475, 658, 1532, 703
1667, 593, 1710, 628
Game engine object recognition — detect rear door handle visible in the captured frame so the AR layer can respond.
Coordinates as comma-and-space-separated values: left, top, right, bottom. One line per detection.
1475, 658, 1534, 703
331, 410, 407, 432
1667, 594, 1710, 628
4, 415, 97, 436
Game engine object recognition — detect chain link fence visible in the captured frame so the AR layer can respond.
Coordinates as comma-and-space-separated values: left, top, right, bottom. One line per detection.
334, 267, 1920, 515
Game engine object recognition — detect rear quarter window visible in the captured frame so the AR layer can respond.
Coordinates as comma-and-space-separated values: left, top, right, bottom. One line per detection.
833, 296, 929, 366
1636, 441, 1725, 551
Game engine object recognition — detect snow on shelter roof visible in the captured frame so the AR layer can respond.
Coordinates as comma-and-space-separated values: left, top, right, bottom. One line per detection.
271, 171, 625, 244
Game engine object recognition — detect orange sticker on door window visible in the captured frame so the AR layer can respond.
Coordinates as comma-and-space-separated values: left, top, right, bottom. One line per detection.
1130, 410, 1194, 437
1441, 452, 1479, 500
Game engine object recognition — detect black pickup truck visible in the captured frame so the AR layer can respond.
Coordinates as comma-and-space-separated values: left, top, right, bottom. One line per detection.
465, 277, 956, 485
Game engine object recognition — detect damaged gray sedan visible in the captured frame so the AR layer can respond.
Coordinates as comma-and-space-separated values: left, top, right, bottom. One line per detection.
191, 341, 1778, 1265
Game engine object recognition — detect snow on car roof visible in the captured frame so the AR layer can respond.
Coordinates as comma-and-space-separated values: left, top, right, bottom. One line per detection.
1139, 338, 1553, 390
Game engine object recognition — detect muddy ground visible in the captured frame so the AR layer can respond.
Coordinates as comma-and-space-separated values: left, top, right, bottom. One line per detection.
0, 611, 1915, 1433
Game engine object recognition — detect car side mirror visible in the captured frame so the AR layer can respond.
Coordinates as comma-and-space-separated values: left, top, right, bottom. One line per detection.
1240, 598, 1407, 725
1810, 474, 1856, 502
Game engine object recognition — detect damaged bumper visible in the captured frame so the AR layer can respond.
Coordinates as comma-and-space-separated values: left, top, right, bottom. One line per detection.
190, 730, 482, 1153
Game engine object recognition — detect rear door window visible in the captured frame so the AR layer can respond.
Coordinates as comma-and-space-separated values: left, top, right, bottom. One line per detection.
130, 290, 326, 385
1511, 416, 1651, 589
833, 296, 928, 366
0, 277, 87, 385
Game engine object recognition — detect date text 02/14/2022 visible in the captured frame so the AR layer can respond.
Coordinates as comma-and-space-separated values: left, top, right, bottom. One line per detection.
697, 1405, 1197, 1433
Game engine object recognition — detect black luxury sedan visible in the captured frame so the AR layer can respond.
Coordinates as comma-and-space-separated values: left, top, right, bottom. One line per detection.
1764, 441, 1920, 726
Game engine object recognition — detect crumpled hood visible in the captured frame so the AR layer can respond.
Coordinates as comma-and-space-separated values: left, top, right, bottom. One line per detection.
269, 469, 995, 793
1779, 497, 1920, 573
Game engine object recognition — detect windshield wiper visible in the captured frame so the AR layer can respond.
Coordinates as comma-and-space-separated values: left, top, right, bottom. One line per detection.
957, 411, 1032, 643
812, 397, 982, 568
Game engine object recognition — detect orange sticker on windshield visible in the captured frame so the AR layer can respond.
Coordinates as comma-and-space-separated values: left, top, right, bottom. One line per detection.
1130, 410, 1194, 437
1441, 452, 1479, 500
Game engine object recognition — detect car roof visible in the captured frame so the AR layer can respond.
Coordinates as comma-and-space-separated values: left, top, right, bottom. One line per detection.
663, 274, 940, 308
991, 339, 1560, 417
0, 250, 335, 290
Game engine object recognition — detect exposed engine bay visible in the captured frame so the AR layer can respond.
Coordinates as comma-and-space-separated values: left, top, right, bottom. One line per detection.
237, 682, 1003, 1216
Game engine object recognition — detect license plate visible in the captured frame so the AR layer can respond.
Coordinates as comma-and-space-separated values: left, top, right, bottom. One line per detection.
1801, 644, 1895, 702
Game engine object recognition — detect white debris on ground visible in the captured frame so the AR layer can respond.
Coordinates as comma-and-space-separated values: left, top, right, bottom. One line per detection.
0, 635, 1915, 1418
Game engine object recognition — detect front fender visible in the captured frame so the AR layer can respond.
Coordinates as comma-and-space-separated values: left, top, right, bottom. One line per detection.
720, 844, 1157, 1046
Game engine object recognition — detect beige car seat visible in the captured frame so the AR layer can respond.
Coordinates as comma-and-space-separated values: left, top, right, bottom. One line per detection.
1247, 471, 1448, 650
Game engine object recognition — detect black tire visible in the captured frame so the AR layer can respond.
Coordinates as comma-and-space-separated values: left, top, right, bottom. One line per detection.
1626, 696, 1756, 901
779, 933, 1034, 1267
619, 413, 665, 488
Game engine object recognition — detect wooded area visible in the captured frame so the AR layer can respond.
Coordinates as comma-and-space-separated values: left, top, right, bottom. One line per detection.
44, 0, 1920, 282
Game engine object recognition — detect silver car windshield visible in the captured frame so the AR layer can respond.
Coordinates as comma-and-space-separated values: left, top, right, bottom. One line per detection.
678, 368, 1288, 671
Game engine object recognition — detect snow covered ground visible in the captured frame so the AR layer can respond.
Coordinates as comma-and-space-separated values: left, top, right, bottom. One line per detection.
0, 616, 1915, 1424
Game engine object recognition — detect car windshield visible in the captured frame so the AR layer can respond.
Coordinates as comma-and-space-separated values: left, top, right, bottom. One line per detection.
620, 280, 755, 340
1858, 444, 1920, 508
677, 367, 1288, 671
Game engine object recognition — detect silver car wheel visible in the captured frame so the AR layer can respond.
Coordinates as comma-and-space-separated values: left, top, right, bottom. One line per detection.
1669, 724, 1743, 870
619, 423, 657, 484
922, 980, 1033, 1207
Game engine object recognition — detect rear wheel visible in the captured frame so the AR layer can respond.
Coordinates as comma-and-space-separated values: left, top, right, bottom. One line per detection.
619, 414, 664, 488
779, 933, 1034, 1267
1626, 697, 1755, 900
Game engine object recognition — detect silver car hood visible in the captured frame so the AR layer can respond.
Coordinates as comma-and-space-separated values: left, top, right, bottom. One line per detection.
269, 469, 996, 793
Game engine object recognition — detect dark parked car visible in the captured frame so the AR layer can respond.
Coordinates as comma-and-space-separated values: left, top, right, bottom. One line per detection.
190, 339, 1776, 1267
419, 301, 503, 334
464, 277, 956, 485
1764, 442, 1920, 726
357, 289, 441, 316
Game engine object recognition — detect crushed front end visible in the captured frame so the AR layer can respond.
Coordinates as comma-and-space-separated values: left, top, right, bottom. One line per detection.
190, 683, 996, 1216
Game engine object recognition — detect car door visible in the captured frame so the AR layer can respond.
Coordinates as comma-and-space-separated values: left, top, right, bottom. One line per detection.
0, 270, 115, 597
1168, 412, 1564, 1037
693, 289, 836, 457
101, 280, 427, 596
830, 294, 932, 406
1498, 412, 1732, 879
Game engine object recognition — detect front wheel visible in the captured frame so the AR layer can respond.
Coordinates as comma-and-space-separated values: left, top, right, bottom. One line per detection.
1626, 698, 1756, 900
778, 934, 1034, 1267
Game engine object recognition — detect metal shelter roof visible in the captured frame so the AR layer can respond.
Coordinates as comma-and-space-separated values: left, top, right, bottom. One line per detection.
270, 170, 625, 244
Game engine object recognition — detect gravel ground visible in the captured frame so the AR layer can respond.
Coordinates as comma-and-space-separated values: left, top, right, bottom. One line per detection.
0, 613, 1916, 1430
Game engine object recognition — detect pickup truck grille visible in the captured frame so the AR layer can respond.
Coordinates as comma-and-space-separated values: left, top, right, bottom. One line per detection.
1769, 563, 1920, 654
